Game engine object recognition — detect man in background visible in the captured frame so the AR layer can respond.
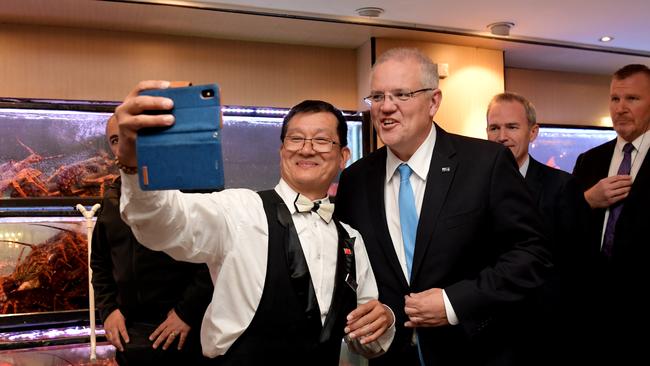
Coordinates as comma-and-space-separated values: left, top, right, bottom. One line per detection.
573, 64, 650, 363
336, 47, 551, 365
486, 92, 587, 364
91, 114, 213, 365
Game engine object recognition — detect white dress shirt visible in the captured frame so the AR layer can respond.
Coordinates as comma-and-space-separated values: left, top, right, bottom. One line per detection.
384, 125, 459, 325
519, 154, 530, 177
119, 174, 394, 358
600, 130, 650, 248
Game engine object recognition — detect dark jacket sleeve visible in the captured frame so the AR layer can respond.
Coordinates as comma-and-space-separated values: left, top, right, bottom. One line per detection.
572, 152, 590, 191
173, 263, 213, 328
444, 147, 552, 335
90, 203, 120, 324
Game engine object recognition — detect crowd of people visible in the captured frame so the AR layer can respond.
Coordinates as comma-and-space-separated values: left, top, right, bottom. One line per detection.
92, 47, 649, 365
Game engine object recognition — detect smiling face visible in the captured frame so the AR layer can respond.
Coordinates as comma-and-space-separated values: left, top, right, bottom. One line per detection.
370, 57, 442, 161
610, 72, 650, 142
279, 111, 350, 200
486, 100, 538, 167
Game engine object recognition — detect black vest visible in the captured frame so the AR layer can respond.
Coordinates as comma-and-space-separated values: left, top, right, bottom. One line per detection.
210, 190, 357, 366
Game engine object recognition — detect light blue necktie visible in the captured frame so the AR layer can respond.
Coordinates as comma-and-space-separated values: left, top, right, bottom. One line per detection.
399, 164, 426, 365
398, 164, 418, 278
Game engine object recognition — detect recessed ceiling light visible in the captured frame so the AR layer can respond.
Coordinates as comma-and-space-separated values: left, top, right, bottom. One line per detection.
599, 36, 614, 42
487, 22, 515, 36
355, 7, 384, 17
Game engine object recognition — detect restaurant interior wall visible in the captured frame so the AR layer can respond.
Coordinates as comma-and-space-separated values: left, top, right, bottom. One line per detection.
0, 23, 358, 110
505, 67, 612, 126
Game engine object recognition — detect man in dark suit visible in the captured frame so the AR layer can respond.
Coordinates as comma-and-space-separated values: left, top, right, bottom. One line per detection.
486, 92, 588, 364
335, 47, 551, 365
573, 64, 650, 364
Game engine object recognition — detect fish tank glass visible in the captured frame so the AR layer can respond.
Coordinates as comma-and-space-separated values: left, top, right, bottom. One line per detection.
0, 217, 90, 315
0, 101, 117, 207
0, 99, 365, 206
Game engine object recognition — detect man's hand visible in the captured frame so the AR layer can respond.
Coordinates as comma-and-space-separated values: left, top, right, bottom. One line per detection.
404, 288, 449, 328
584, 175, 632, 208
104, 309, 130, 352
149, 309, 191, 351
114, 80, 175, 167
344, 299, 393, 345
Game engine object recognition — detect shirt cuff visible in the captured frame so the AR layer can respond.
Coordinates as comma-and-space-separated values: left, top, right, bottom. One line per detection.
377, 304, 396, 351
120, 171, 167, 200
345, 304, 395, 358
442, 289, 459, 325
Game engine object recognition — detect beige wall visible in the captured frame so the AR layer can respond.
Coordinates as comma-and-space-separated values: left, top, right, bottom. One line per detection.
1, 23, 613, 130
356, 39, 373, 111
505, 68, 612, 127
364, 39, 504, 139
0, 24, 358, 109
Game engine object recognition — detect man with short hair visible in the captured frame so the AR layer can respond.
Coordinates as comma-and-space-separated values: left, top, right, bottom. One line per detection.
91, 114, 213, 366
336, 48, 551, 365
113, 87, 395, 365
486, 92, 587, 364
573, 64, 650, 363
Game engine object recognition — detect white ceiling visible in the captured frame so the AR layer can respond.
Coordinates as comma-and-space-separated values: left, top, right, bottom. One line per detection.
1, 0, 649, 75
200, 0, 650, 52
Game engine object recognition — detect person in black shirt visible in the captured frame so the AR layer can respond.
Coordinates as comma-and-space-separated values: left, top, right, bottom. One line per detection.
91, 114, 213, 365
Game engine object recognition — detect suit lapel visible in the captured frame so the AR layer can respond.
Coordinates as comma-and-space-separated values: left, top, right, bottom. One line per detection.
366, 148, 410, 289
594, 140, 617, 183
525, 158, 544, 205
411, 125, 457, 283
320, 221, 356, 342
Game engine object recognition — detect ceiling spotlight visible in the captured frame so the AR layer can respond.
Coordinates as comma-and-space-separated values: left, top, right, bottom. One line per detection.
599, 36, 614, 42
487, 21, 515, 36
355, 7, 384, 17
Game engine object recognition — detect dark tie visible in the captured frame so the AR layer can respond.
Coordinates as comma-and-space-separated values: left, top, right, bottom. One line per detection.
293, 193, 334, 223
602, 142, 634, 257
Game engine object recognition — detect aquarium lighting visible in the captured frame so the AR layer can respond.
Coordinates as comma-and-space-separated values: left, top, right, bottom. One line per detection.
0, 325, 105, 342
221, 107, 256, 114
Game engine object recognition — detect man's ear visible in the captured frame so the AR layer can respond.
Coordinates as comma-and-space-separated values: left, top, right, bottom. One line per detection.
429, 89, 443, 119
529, 123, 540, 143
339, 147, 351, 170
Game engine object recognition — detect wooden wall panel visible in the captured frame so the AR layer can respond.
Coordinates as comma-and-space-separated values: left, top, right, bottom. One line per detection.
505, 68, 611, 126
0, 24, 358, 109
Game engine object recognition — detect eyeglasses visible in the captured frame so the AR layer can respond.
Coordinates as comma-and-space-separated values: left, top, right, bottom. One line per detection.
283, 136, 340, 153
364, 88, 434, 106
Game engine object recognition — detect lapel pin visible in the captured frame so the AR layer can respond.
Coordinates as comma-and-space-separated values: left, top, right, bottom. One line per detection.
441, 167, 451, 172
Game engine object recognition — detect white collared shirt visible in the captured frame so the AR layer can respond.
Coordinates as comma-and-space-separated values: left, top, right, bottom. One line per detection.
600, 130, 650, 247
384, 124, 459, 325
119, 174, 394, 358
520, 154, 530, 177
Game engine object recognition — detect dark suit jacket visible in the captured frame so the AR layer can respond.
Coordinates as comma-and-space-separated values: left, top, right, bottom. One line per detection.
526, 157, 589, 270
336, 124, 551, 365
519, 157, 589, 364
573, 139, 650, 266
572, 139, 650, 362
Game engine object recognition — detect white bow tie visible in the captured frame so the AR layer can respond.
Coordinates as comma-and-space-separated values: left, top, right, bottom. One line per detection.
294, 194, 335, 223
